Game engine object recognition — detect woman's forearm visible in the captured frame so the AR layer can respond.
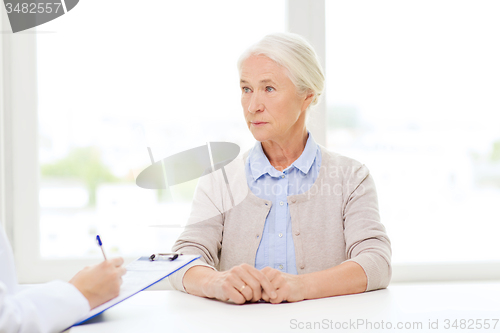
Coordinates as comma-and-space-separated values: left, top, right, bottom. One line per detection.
300, 261, 367, 300
182, 266, 218, 298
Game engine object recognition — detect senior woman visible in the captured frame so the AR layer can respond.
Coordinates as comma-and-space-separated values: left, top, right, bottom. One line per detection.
167, 33, 391, 304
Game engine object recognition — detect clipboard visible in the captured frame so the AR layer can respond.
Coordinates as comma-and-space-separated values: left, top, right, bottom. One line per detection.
73, 254, 200, 326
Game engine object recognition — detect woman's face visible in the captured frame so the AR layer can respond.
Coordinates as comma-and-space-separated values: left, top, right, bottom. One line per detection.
240, 54, 313, 143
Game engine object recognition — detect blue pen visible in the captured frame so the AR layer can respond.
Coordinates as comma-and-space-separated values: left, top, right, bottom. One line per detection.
96, 235, 107, 261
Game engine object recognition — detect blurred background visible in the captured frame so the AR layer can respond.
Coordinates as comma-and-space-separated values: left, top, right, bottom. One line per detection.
2, 0, 499, 282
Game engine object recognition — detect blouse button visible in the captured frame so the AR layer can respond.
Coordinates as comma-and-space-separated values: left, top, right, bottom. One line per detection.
291, 199, 296, 203
300, 265, 305, 270
295, 232, 300, 236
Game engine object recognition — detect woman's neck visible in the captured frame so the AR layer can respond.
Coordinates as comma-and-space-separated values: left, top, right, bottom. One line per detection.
261, 128, 308, 171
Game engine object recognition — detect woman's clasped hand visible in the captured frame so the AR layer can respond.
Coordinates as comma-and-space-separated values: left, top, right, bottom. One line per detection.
201, 263, 305, 304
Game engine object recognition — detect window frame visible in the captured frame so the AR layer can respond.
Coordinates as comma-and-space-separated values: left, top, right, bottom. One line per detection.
2, 0, 499, 283
0, 7, 131, 283
0, 5, 10, 245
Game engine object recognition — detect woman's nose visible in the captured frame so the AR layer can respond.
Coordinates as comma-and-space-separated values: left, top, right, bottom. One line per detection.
248, 92, 264, 114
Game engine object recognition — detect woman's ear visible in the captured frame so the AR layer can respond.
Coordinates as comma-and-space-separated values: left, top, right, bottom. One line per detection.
301, 91, 315, 112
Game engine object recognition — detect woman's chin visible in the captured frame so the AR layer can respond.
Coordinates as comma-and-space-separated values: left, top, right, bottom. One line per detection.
249, 129, 272, 142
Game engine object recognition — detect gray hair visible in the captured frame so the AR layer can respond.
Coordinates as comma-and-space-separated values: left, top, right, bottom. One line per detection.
237, 32, 325, 110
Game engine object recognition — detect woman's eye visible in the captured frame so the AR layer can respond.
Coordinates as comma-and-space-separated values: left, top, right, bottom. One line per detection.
242, 87, 251, 93
266, 86, 275, 92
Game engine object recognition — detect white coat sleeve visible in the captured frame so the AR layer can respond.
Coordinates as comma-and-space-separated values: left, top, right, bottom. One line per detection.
0, 279, 90, 333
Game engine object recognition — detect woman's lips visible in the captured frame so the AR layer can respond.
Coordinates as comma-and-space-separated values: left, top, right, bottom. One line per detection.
251, 122, 268, 127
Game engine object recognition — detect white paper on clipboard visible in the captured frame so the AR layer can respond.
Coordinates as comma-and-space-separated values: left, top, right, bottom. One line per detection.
73, 254, 200, 326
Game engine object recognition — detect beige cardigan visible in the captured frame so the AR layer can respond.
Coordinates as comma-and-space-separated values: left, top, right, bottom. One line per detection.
168, 145, 392, 293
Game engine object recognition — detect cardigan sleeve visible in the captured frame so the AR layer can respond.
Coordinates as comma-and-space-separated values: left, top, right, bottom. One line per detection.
342, 164, 392, 291
167, 169, 225, 292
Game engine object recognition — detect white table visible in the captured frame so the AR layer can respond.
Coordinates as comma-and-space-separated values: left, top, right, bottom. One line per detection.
69, 281, 500, 332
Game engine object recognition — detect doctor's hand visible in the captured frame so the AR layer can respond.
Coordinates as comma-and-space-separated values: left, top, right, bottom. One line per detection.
70, 257, 127, 309
203, 263, 278, 304
260, 267, 306, 304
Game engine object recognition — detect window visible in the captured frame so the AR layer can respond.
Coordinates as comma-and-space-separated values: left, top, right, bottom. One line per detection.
326, 0, 500, 265
5, 0, 499, 283
2, 0, 288, 282
36, 1, 286, 260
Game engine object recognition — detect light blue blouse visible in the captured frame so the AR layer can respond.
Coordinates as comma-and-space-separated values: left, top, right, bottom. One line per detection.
245, 132, 322, 274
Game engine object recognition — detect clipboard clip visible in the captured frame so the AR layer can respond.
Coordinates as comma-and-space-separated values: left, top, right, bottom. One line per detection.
149, 252, 182, 261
